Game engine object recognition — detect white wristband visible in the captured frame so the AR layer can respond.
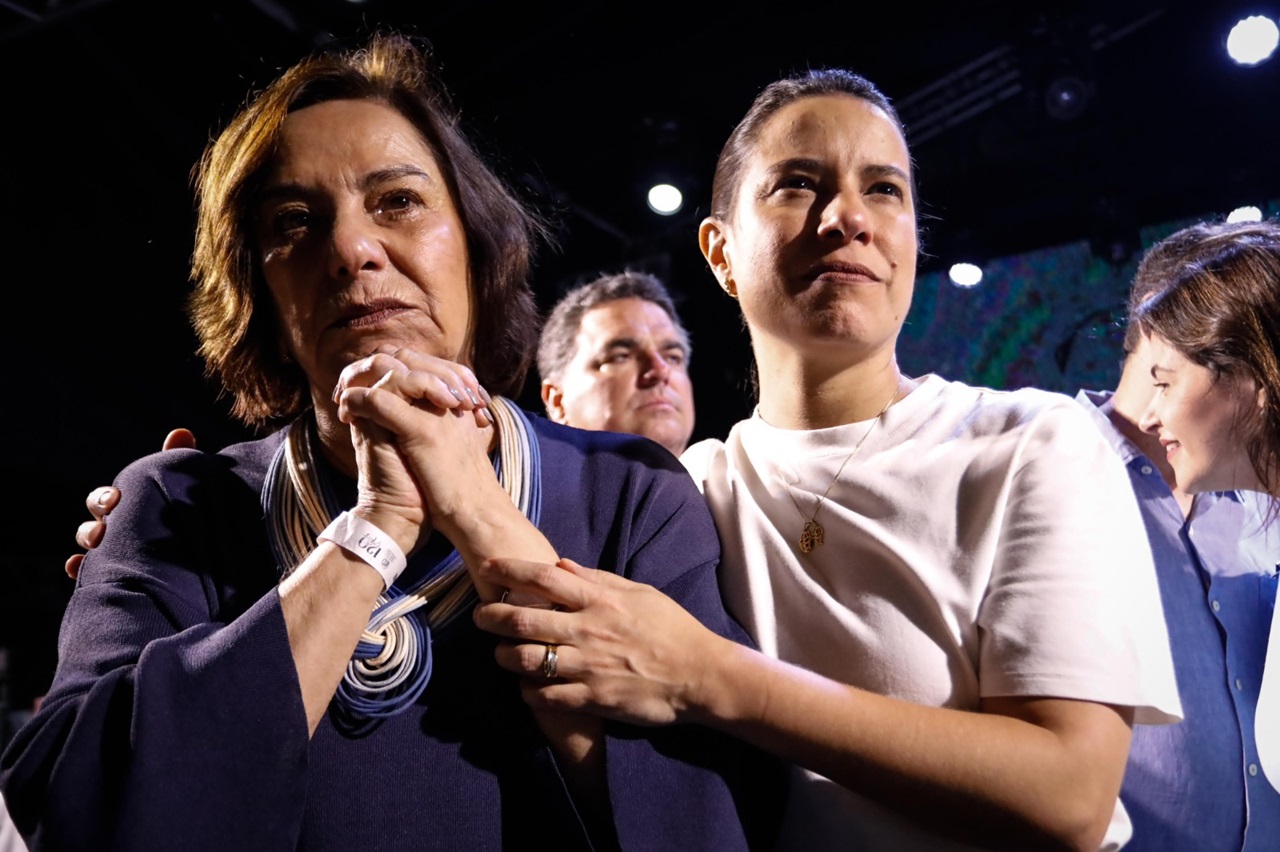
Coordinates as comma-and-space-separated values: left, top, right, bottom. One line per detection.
318, 511, 408, 590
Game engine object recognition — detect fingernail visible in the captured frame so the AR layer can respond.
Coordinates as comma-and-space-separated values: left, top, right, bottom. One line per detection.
449, 387, 463, 401
479, 386, 493, 404
482, 407, 495, 425
94, 488, 111, 506
331, 385, 341, 404
466, 390, 480, 406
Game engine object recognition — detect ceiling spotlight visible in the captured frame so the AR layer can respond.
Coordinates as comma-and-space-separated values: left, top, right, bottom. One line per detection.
1227, 205, 1264, 223
647, 183, 683, 216
1227, 15, 1279, 65
949, 262, 983, 288
1043, 75, 1091, 121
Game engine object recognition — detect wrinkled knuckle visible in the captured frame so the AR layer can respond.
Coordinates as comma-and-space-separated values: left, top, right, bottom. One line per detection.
517, 643, 546, 671
508, 608, 541, 637
531, 563, 561, 590
595, 682, 626, 711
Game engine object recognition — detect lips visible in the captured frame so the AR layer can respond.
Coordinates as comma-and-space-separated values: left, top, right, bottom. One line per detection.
330, 298, 413, 329
804, 260, 881, 283
633, 394, 679, 412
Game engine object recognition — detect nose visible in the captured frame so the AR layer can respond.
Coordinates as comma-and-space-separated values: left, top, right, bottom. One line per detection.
327, 210, 387, 280
639, 351, 673, 386
1138, 400, 1162, 435
816, 189, 871, 245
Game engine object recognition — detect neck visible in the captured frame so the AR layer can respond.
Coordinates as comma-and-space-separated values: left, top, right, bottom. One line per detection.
754, 335, 908, 429
313, 397, 359, 479
1106, 364, 1195, 516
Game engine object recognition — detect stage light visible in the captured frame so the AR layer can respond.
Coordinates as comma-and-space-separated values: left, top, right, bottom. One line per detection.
647, 183, 683, 215
1227, 205, 1264, 223
949, 262, 983, 288
1043, 75, 1091, 121
1227, 15, 1279, 65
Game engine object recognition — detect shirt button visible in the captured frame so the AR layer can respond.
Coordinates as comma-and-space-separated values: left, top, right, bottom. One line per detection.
1236, 678, 1244, 690
1212, 600, 1221, 612
1140, 465, 1153, 475
1250, 764, 1259, 776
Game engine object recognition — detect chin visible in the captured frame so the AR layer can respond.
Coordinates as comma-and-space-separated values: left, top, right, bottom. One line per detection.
636, 425, 688, 454
1176, 462, 1255, 495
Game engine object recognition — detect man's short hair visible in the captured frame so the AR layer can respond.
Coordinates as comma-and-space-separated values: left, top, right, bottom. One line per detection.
537, 271, 691, 383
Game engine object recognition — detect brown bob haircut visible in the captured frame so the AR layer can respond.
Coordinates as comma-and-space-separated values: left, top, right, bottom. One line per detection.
1132, 219, 1280, 500
190, 34, 542, 427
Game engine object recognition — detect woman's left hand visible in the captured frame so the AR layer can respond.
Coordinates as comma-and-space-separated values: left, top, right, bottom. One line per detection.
473, 557, 729, 726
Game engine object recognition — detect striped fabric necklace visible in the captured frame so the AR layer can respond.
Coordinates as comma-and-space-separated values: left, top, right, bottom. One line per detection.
262, 397, 542, 720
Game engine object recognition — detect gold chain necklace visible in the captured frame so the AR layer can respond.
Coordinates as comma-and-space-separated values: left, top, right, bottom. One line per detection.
786, 385, 899, 554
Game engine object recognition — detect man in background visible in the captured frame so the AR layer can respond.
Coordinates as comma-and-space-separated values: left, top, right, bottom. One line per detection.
538, 270, 694, 458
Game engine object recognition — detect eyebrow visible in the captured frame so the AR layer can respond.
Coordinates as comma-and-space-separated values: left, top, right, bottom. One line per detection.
863, 163, 912, 185
257, 164, 435, 205
764, 158, 822, 179
600, 336, 689, 355
763, 158, 911, 185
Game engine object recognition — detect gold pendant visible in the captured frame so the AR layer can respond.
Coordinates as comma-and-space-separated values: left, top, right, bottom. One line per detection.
800, 520, 825, 553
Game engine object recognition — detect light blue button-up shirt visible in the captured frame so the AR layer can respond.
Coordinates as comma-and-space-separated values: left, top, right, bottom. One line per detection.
1078, 390, 1280, 851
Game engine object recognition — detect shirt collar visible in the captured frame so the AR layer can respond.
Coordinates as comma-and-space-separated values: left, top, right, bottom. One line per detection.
1075, 389, 1144, 466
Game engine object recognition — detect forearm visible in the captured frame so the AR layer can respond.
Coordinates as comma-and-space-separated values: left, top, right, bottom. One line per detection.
442, 491, 608, 797
277, 541, 387, 734
3, 590, 310, 850
696, 637, 1130, 851
442, 484, 559, 585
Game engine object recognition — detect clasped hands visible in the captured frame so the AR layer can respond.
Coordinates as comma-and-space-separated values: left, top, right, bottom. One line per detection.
334, 347, 500, 557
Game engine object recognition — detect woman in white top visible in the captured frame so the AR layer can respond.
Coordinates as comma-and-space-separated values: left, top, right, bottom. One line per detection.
481, 70, 1182, 851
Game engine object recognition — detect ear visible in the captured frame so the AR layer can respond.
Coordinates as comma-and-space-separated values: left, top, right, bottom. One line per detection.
541, 380, 570, 424
699, 216, 738, 299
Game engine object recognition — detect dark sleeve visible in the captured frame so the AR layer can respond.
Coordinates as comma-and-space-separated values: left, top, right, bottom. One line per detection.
0, 450, 310, 852
602, 459, 786, 852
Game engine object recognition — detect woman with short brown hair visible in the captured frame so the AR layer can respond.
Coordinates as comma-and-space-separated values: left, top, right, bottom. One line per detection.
0, 35, 776, 851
